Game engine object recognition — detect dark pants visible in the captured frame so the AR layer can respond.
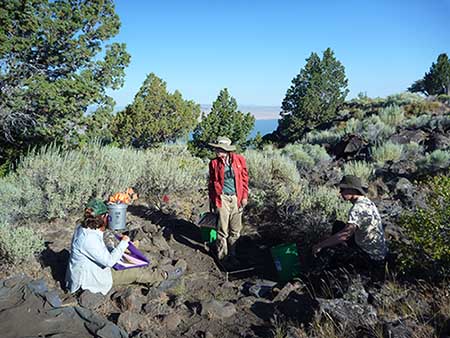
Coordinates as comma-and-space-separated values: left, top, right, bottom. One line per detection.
327, 221, 386, 280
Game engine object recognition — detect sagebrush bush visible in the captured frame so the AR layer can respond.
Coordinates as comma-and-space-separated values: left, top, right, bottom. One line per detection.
343, 161, 374, 182
371, 141, 404, 166
281, 144, 331, 172
404, 101, 441, 115
0, 180, 29, 224
302, 130, 344, 146
437, 94, 450, 104
343, 117, 362, 134
136, 150, 207, 209
401, 142, 424, 161
396, 174, 450, 279
417, 150, 450, 173
0, 222, 43, 264
378, 105, 405, 127
245, 148, 349, 244
385, 92, 424, 106
273, 182, 351, 244
361, 116, 396, 145
245, 149, 300, 191
2, 143, 148, 220
429, 114, 450, 130
405, 114, 432, 128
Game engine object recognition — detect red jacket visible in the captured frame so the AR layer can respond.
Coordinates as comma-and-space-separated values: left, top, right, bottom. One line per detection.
208, 153, 249, 208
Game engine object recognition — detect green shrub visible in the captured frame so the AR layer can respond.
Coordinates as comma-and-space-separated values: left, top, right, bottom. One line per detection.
281, 144, 331, 172
343, 117, 362, 134
303, 130, 344, 146
371, 141, 404, 166
245, 148, 349, 244
417, 150, 450, 173
245, 149, 300, 191
361, 116, 396, 145
4, 143, 148, 220
437, 94, 450, 104
273, 182, 351, 244
136, 150, 207, 209
401, 142, 425, 161
0, 222, 43, 264
343, 161, 374, 183
396, 174, 450, 279
404, 101, 441, 115
378, 105, 405, 127
429, 114, 450, 130
404, 114, 432, 128
385, 92, 424, 106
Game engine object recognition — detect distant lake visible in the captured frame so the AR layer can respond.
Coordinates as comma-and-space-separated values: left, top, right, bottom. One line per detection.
200, 104, 280, 139
250, 119, 278, 138
188, 119, 278, 141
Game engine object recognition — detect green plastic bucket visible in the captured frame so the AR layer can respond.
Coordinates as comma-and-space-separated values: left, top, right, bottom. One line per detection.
200, 227, 217, 243
270, 243, 301, 282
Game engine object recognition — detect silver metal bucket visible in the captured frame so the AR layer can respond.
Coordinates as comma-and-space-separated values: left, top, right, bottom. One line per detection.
108, 203, 127, 230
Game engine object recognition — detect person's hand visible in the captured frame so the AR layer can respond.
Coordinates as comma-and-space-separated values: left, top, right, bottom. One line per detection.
312, 244, 322, 257
241, 198, 248, 208
120, 235, 130, 242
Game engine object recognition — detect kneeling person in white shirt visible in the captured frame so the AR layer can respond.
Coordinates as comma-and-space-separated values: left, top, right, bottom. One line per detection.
65, 199, 186, 295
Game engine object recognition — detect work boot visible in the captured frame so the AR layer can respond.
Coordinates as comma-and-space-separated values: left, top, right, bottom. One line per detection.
227, 236, 239, 257
216, 238, 228, 260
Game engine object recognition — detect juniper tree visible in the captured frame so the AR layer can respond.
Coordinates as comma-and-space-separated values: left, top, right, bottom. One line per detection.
113, 73, 200, 147
408, 53, 450, 96
0, 0, 130, 165
189, 88, 255, 158
277, 48, 348, 142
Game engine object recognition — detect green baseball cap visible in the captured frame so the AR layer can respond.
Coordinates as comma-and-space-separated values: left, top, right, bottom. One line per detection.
86, 198, 108, 216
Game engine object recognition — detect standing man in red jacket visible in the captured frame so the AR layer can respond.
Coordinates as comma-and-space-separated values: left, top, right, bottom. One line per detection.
208, 136, 249, 262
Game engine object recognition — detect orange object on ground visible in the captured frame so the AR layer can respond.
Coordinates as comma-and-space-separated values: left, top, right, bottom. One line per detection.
109, 188, 138, 204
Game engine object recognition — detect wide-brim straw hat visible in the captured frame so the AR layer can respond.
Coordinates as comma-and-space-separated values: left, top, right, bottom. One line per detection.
208, 136, 236, 152
338, 175, 367, 195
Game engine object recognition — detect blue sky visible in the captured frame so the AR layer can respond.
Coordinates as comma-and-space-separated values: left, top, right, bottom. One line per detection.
109, 0, 450, 110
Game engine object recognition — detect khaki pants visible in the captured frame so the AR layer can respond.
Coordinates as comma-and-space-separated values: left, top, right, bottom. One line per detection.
216, 194, 243, 259
111, 267, 165, 287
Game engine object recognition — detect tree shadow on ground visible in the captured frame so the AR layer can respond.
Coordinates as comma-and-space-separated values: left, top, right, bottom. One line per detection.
40, 243, 70, 290
128, 205, 279, 280
127, 205, 207, 254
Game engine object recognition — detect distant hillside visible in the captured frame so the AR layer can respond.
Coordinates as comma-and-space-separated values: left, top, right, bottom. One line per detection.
114, 104, 280, 121
200, 104, 280, 120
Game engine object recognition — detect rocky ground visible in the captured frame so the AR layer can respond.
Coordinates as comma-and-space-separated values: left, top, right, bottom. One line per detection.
1, 200, 449, 338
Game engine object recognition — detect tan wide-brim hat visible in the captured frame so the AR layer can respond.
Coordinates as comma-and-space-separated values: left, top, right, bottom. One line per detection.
208, 136, 236, 152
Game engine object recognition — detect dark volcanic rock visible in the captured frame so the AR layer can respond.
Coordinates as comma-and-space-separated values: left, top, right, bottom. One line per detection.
115, 287, 145, 312
332, 134, 369, 160
0, 275, 127, 338
314, 275, 377, 327
389, 129, 428, 145
79, 290, 105, 310
317, 297, 378, 327
201, 299, 236, 319
425, 132, 450, 152
161, 312, 182, 331
394, 177, 416, 206
117, 310, 148, 333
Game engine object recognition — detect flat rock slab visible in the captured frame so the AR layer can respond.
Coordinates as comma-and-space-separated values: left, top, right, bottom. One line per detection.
0, 275, 127, 338
201, 299, 237, 319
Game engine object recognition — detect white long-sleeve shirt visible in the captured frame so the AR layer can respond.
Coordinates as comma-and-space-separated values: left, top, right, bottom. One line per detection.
66, 225, 128, 295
